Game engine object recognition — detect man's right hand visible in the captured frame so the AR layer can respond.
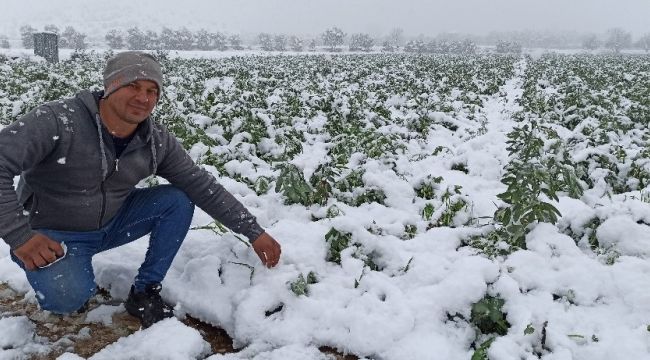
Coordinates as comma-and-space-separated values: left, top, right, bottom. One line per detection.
13, 233, 65, 271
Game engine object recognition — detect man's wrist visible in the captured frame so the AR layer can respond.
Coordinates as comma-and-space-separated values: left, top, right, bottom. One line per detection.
247, 226, 265, 244
5, 227, 37, 251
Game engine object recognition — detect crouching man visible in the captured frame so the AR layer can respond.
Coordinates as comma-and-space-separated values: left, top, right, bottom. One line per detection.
0, 51, 281, 327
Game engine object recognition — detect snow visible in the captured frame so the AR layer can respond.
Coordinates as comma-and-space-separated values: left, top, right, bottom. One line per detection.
0, 316, 37, 349
597, 216, 650, 257
2, 52, 650, 359
34, 320, 211, 359
494, 223, 650, 360
89, 318, 210, 360
85, 305, 124, 326
0, 316, 48, 359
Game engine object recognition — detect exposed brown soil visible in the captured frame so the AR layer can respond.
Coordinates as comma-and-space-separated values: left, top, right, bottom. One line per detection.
319, 346, 360, 360
181, 316, 235, 354
0, 283, 358, 359
0, 284, 142, 360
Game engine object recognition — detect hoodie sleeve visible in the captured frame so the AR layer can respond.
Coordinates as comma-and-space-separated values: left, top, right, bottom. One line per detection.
154, 127, 265, 243
0, 106, 59, 249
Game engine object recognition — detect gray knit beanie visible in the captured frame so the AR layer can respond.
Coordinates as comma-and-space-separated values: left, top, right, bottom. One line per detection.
103, 51, 163, 98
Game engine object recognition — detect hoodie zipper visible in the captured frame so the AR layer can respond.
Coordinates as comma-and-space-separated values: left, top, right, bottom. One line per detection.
97, 127, 144, 228
89, 92, 151, 229
98, 158, 119, 228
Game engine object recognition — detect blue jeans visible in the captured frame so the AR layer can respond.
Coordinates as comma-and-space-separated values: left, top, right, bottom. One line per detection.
11, 185, 194, 314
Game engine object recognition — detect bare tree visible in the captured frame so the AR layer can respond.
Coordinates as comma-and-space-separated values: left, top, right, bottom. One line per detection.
176, 28, 194, 50
388, 28, 403, 49
381, 40, 394, 53
635, 33, 650, 53
404, 40, 415, 53
20, 25, 37, 49
582, 34, 600, 51
495, 40, 522, 54
105, 29, 124, 49
44, 24, 59, 35
322, 27, 345, 52
456, 39, 477, 54
60, 26, 87, 50
230, 34, 243, 50
145, 30, 160, 50
604, 28, 631, 53
349, 33, 373, 52
126, 27, 147, 50
308, 39, 317, 52
404, 39, 427, 53
212, 32, 228, 51
289, 36, 303, 52
274, 34, 287, 51
159, 27, 177, 50
258, 33, 273, 51
195, 29, 212, 50
70, 33, 87, 50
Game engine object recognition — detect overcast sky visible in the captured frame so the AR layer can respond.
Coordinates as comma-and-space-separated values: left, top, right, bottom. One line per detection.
1, 0, 648, 39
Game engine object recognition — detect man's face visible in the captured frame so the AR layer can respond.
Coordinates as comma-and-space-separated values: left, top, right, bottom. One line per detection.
104, 80, 159, 125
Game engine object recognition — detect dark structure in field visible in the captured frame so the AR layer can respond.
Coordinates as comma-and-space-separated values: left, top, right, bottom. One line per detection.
34, 32, 58, 63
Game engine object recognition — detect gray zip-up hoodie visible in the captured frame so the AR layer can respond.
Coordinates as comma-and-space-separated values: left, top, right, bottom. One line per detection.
0, 90, 264, 250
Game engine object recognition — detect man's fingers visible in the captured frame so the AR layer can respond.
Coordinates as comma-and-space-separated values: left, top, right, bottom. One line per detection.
41, 249, 57, 263
260, 249, 275, 268
271, 244, 280, 266
265, 247, 280, 268
270, 249, 278, 266
33, 255, 48, 269
49, 241, 65, 257
24, 259, 36, 271
256, 248, 268, 266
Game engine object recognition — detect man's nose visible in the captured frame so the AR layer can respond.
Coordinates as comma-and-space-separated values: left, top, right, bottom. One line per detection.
134, 90, 151, 103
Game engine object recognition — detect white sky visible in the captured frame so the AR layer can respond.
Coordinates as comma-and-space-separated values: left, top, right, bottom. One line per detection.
1, 0, 648, 39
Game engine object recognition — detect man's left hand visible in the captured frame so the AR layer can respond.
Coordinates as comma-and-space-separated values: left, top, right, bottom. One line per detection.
252, 232, 281, 268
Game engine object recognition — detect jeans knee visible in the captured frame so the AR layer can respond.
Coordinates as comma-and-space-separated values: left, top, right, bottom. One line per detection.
160, 185, 194, 217
36, 283, 96, 314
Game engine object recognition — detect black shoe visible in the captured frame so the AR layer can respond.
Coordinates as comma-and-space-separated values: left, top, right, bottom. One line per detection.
124, 283, 174, 328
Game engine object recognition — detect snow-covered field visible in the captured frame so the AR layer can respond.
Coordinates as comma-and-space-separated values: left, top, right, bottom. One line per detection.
1, 51, 650, 359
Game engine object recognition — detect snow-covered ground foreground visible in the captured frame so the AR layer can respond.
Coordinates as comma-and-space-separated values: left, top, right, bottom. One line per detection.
1, 52, 650, 359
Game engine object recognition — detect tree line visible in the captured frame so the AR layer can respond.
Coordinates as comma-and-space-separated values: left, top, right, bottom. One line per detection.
1, 25, 648, 54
